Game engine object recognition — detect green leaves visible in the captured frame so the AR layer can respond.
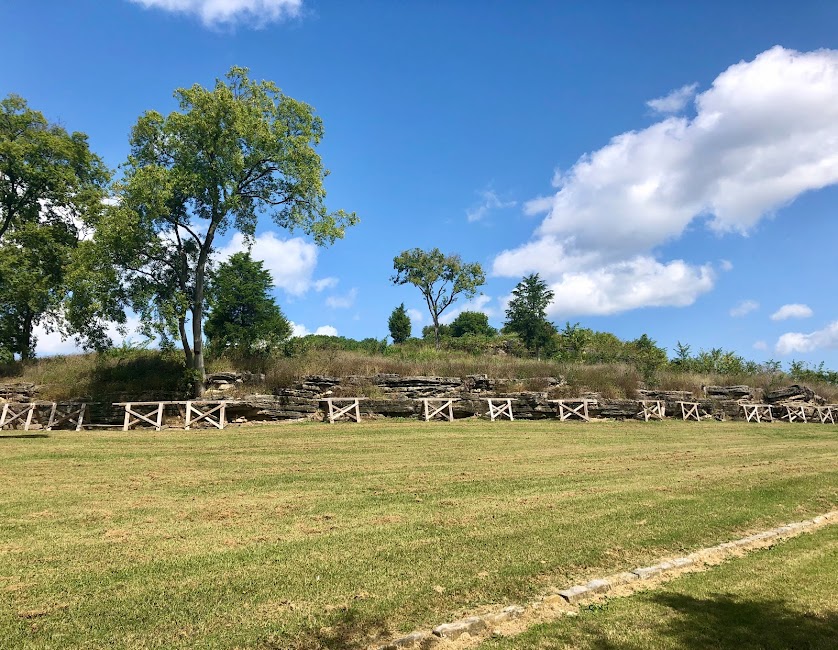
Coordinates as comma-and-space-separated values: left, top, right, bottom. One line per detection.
391, 247, 485, 348
112, 67, 356, 380
0, 94, 111, 358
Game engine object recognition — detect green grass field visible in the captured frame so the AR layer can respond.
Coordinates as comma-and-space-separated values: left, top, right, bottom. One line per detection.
1, 420, 837, 649
481, 524, 838, 649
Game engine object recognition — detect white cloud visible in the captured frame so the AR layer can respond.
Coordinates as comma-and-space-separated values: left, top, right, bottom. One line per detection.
440, 294, 495, 324
289, 322, 339, 337
466, 189, 517, 223
770, 303, 813, 321
128, 0, 303, 27
313, 277, 339, 292
325, 288, 358, 309
215, 231, 319, 296
406, 308, 424, 325
646, 83, 698, 114
776, 321, 838, 354
730, 299, 759, 318
494, 47, 838, 316
542, 258, 714, 317
753, 340, 768, 351
720, 259, 734, 272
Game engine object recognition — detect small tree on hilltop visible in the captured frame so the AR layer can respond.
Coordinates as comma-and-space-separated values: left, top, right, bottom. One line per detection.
391, 247, 485, 349
450, 310, 495, 338
205, 252, 291, 357
503, 273, 556, 358
388, 303, 411, 344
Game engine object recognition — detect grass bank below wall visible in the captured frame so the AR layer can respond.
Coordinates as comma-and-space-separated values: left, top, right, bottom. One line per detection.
1, 420, 836, 649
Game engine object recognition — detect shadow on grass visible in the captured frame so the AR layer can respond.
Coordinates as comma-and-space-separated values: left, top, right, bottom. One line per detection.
0, 433, 50, 439
591, 593, 838, 650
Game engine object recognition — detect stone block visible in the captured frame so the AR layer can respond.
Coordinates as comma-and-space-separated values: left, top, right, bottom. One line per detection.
432, 616, 486, 640
632, 566, 663, 579
585, 578, 611, 594
557, 585, 589, 603
605, 572, 639, 586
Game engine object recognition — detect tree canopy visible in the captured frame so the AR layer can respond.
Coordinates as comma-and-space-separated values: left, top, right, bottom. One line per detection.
92, 67, 356, 392
0, 94, 110, 359
0, 94, 108, 241
450, 310, 495, 338
391, 247, 484, 348
503, 273, 556, 357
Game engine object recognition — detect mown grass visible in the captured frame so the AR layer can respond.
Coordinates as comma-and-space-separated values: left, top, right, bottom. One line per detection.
482, 523, 838, 649
1, 420, 837, 649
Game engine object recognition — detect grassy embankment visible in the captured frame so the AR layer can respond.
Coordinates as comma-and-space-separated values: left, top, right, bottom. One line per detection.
2, 419, 837, 649
5, 349, 838, 402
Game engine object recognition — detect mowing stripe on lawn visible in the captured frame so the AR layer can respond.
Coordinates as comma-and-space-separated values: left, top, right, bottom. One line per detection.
370, 510, 838, 649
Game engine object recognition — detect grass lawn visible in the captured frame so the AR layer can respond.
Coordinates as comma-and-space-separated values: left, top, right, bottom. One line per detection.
1, 420, 836, 649
481, 523, 838, 649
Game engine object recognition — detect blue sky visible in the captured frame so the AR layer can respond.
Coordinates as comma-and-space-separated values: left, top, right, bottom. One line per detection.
4, 1, 838, 366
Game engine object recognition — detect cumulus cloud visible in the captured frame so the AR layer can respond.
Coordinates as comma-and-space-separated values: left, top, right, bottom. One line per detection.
541, 258, 714, 317
466, 189, 516, 223
289, 322, 338, 337
770, 303, 813, 321
730, 299, 759, 318
776, 321, 838, 354
128, 0, 303, 27
647, 83, 698, 114
495, 47, 838, 317
325, 288, 358, 309
215, 231, 319, 296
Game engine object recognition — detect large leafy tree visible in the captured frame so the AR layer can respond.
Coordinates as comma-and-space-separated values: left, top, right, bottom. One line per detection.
205, 252, 291, 356
391, 247, 484, 349
387, 303, 411, 344
98, 67, 356, 391
0, 94, 108, 240
0, 94, 109, 358
503, 273, 556, 358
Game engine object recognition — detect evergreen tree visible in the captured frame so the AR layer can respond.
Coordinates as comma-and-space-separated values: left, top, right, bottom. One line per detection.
388, 303, 411, 343
503, 273, 556, 357
205, 252, 291, 356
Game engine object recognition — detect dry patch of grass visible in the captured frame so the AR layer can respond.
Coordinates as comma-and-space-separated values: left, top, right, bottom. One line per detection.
0, 420, 836, 649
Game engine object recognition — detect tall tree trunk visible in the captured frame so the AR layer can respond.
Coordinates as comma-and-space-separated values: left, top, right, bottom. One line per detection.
433, 314, 440, 350
191, 291, 205, 398
178, 315, 193, 369
21, 310, 34, 360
